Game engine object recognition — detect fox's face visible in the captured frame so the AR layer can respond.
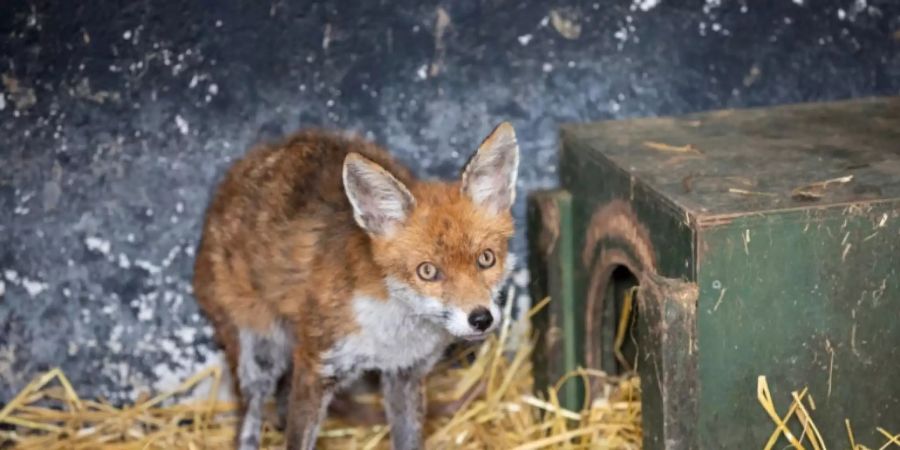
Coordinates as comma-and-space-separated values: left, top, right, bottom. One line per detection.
343, 123, 519, 340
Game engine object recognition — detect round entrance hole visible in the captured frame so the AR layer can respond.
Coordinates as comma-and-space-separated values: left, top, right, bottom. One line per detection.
598, 265, 640, 375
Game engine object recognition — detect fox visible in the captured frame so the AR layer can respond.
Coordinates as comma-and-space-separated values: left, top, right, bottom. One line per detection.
192, 122, 520, 450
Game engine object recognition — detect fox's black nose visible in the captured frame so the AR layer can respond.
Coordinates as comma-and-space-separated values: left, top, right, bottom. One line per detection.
468, 307, 493, 332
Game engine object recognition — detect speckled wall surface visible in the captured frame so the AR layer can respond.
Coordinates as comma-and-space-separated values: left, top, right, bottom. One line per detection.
1, 0, 898, 403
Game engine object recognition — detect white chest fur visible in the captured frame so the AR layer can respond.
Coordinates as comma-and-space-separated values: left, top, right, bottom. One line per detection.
320, 295, 449, 378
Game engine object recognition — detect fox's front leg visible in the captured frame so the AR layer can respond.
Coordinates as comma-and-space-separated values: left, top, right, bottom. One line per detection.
285, 356, 334, 450
382, 367, 427, 450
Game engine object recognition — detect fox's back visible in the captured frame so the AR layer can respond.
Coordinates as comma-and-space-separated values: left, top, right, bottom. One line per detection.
205, 131, 412, 236
192, 131, 413, 342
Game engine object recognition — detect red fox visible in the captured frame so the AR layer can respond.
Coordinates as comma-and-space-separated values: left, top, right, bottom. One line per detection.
192, 122, 519, 450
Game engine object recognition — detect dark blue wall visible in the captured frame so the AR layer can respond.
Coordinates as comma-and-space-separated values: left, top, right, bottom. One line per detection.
1, 0, 898, 402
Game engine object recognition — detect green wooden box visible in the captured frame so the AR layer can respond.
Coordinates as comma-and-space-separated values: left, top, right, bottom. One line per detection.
527, 97, 900, 449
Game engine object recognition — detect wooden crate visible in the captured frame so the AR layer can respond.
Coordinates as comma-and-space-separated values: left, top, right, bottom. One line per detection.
528, 97, 900, 448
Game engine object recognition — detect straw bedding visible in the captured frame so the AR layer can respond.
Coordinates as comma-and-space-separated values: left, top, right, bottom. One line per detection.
0, 296, 896, 449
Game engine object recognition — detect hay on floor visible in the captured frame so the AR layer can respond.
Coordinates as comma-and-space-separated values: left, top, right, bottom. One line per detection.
0, 297, 642, 449
3, 293, 894, 449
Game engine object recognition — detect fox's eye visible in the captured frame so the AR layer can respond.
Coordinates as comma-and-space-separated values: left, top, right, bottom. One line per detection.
416, 262, 440, 281
477, 249, 496, 269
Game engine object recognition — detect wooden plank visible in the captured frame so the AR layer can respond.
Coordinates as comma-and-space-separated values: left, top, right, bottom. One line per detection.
696, 201, 900, 447
562, 97, 900, 218
527, 189, 581, 410
637, 273, 700, 450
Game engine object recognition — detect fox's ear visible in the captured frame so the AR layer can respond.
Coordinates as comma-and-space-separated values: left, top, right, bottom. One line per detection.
461, 122, 520, 214
343, 153, 416, 236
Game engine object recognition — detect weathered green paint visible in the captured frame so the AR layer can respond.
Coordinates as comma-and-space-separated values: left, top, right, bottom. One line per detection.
528, 96, 900, 448
526, 189, 582, 408
637, 273, 699, 450
559, 132, 695, 374
696, 202, 900, 447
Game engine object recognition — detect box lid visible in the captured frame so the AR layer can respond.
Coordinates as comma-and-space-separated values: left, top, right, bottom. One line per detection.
561, 97, 900, 223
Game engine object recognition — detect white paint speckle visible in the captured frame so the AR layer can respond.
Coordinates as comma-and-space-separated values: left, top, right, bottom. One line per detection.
188, 74, 200, 89
416, 64, 428, 80
118, 253, 131, 269
159, 338, 179, 355
517, 34, 533, 46
150, 348, 233, 402
175, 327, 197, 344
22, 278, 48, 297
792, 0, 803, 5
127, 233, 136, 243
162, 246, 182, 267
123, 30, 132, 40
208, 83, 218, 95
134, 259, 162, 275
137, 301, 154, 322
174, 115, 189, 135
108, 325, 124, 353
512, 268, 529, 287
539, 16, 550, 27
837, 8, 846, 19
85, 236, 111, 254
542, 62, 553, 73
0, 281, 5, 297
635, 0, 660, 11
4, 270, 19, 283
215, 20, 223, 27
175, 202, 184, 213
0, 94, 6, 111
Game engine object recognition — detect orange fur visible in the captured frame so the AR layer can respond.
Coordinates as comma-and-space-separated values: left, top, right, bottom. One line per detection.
193, 131, 403, 370
194, 129, 515, 362
192, 125, 517, 449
